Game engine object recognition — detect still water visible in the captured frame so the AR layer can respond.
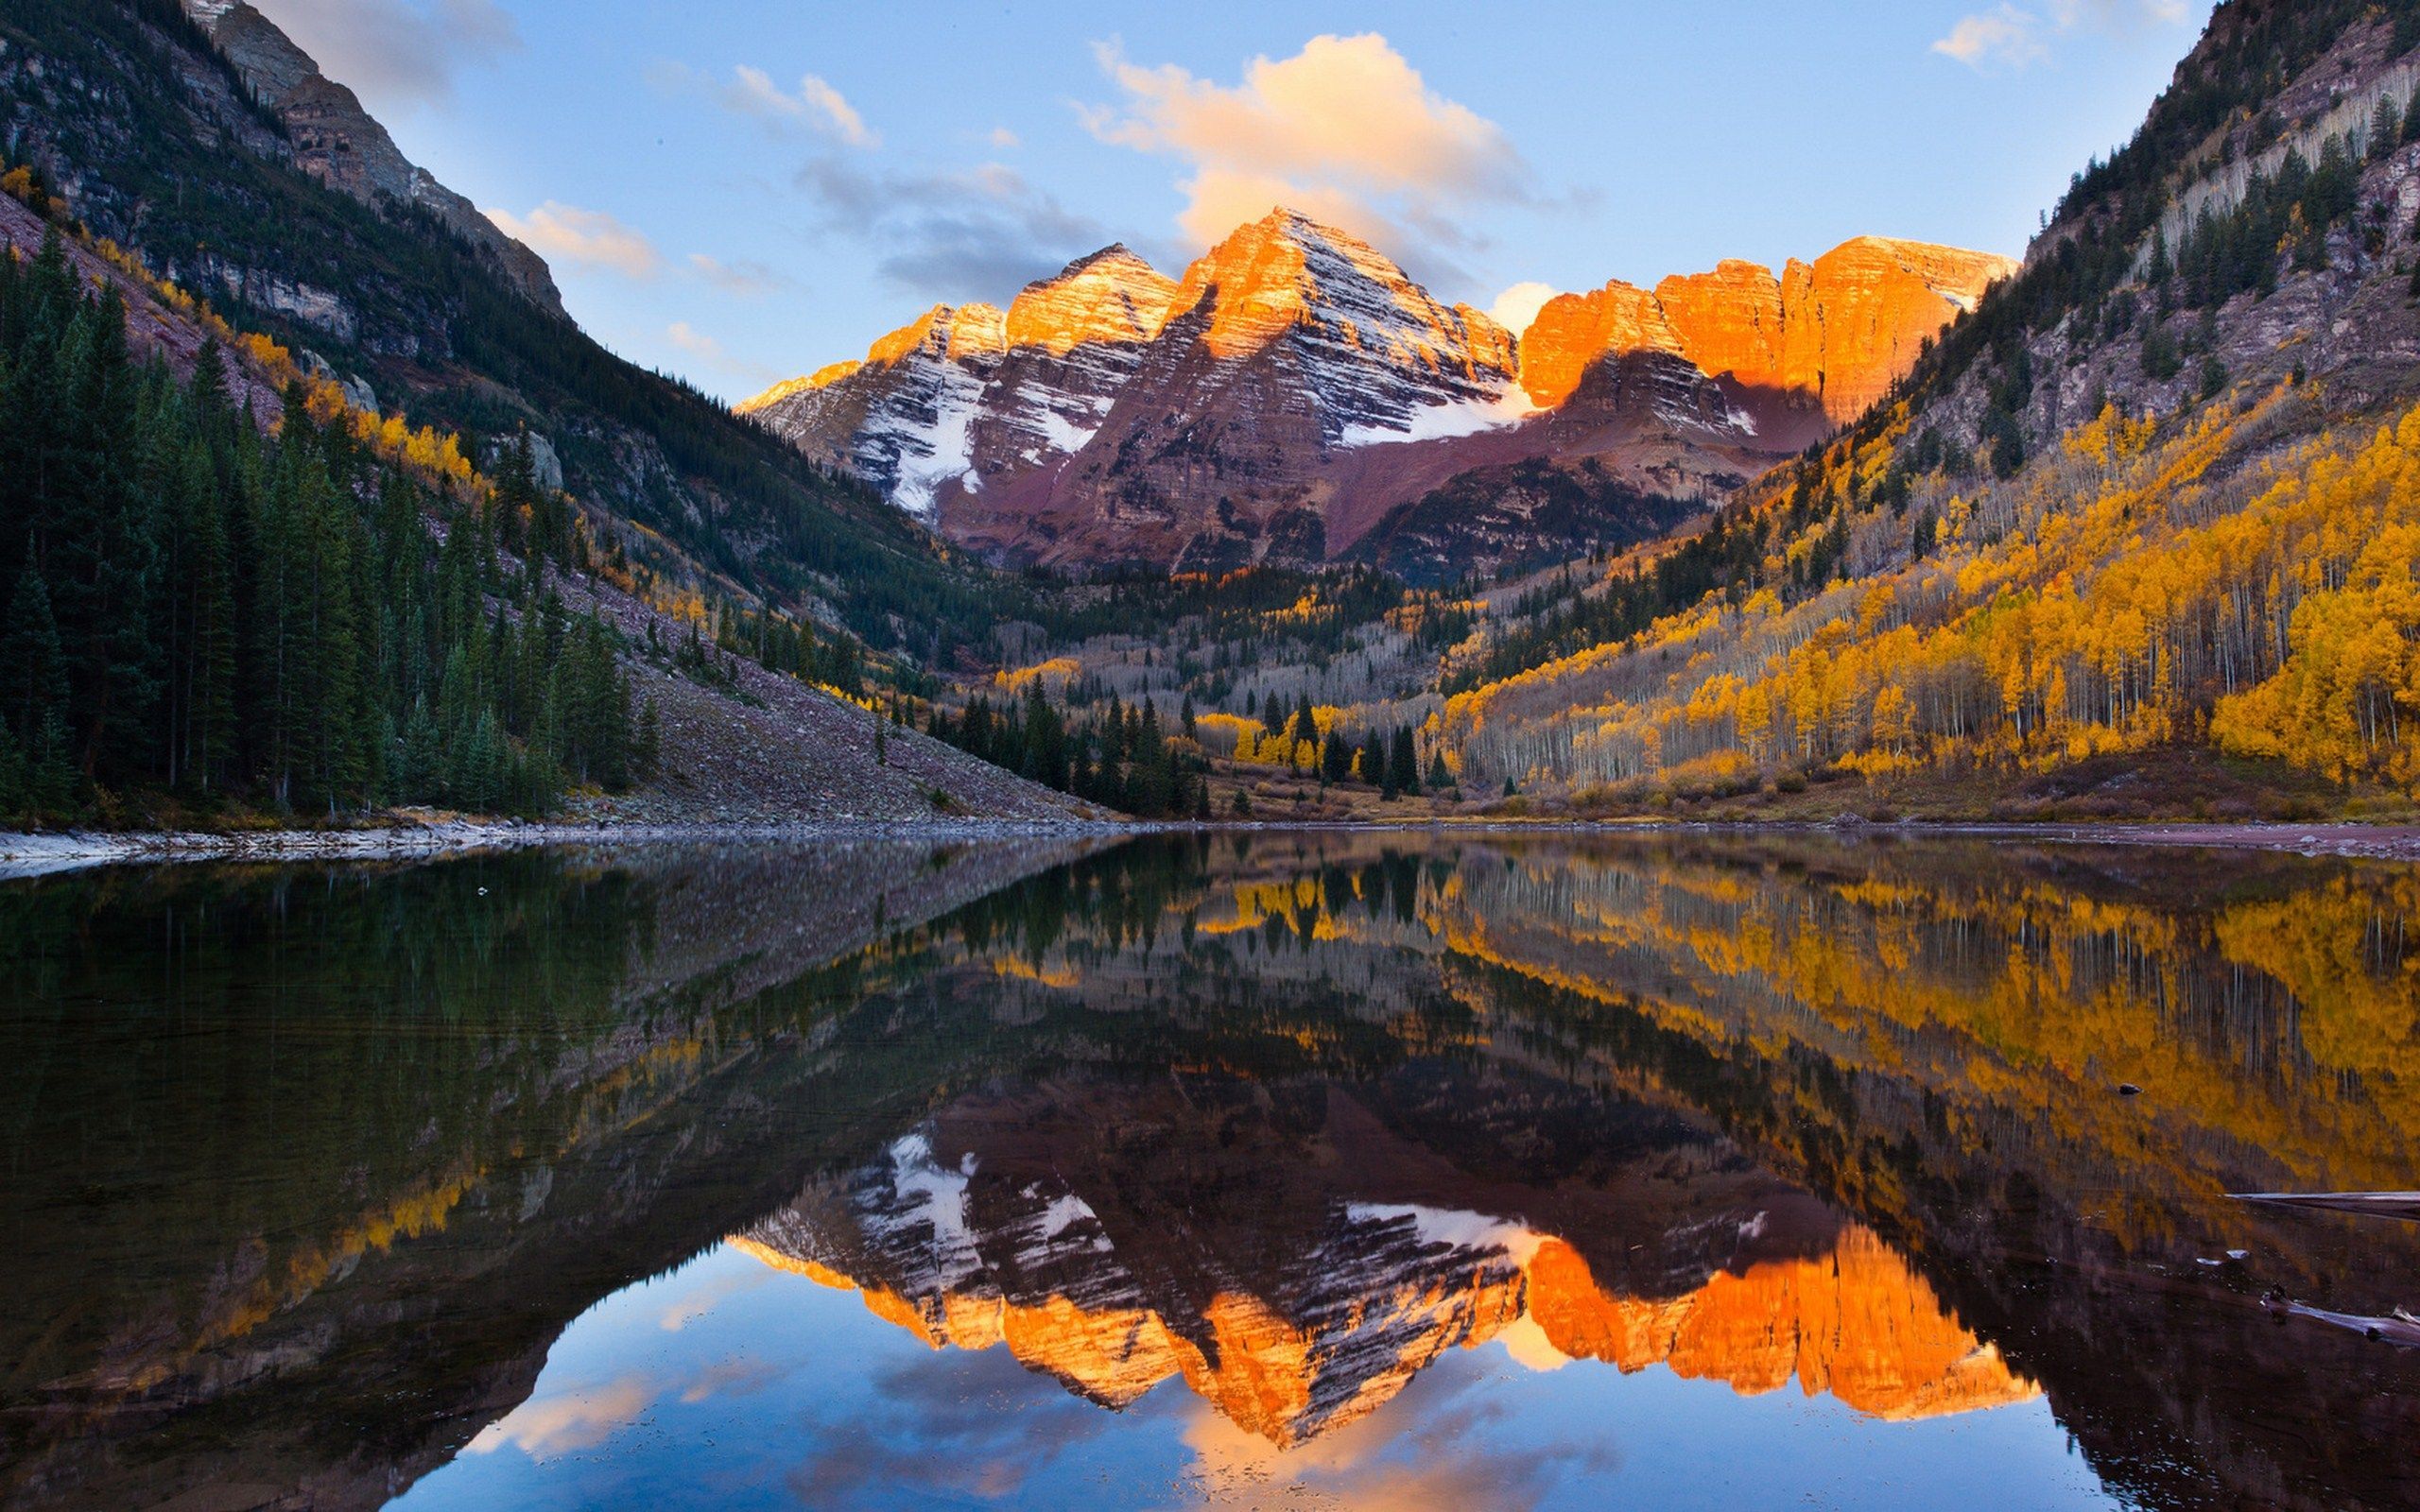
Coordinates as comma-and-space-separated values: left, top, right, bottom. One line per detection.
3, 832, 2418, 1510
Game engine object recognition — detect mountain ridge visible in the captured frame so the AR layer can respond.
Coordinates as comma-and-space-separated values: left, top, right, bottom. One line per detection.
179, 0, 562, 313
744, 211, 2010, 574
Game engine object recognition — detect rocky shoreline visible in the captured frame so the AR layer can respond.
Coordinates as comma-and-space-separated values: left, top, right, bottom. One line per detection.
0, 815, 1150, 879
7, 815, 2420, 881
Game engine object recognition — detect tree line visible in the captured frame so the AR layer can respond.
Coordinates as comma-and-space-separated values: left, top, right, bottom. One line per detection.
929, 683, 1210, 818
0, 230, 648, 822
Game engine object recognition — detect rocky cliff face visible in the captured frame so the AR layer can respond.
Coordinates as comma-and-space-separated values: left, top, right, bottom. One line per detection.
749, 213, 2010, 570
178, 1, 562, 314
746, 248, 1184, 520
1520, 238, 2015, 422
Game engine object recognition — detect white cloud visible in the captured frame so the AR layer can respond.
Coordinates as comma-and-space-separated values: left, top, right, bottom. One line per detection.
709, 64, 879, 146
688, 252, 797, 299
799, 75, 875, 147
1933, 0, 2188, 70
666, 321, 778, 385
1932, 7, 2048, 67
1080, 33, 1530, 266
483, 201, 662, 278
465, 1375, 651, 1460
1487, 280, 1557, 335
988, 126, 1022, 149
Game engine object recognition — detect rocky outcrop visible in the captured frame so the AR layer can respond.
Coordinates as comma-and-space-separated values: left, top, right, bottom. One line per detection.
1157, 208, 1519, 432
1521, 238, 2015, 421
749, 214, 2008, 570
178, 1, 563, 314
1002, 243, 1177, 352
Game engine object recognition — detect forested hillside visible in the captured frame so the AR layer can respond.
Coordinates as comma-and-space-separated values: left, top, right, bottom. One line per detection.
1406, 0, 2420, 818
0, 0, 1114, 829
0, 222, 642, 818
0, 0, 1011, 658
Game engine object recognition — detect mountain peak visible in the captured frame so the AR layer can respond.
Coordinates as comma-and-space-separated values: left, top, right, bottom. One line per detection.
181, 1, 562, 313
1169, 207, 1472, 365
867, 302, 1006, 367
1006, 247, 1179, 354
1254, 205, 1353, 240
1056, 242, 1150, 274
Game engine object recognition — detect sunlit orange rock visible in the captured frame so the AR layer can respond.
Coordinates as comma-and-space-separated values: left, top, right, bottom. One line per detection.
1656, 259, 1789, 396
865, 302, 1006, 367
1167, 208, 1514, 382
1516, 280, 1682, 407
734, 359, 859, 416
1519, 238, 2014, 421
1003, 245, 1179, 354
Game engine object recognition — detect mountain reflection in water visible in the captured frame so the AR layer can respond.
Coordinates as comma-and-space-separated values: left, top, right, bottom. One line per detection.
2, 832, 2417, 1510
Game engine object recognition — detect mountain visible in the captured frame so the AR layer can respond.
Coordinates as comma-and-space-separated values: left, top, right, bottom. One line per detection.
0, 0, 1006, 655
1422, 0, 2420, 816
182, 1, 562, 313
0, 0, 1101, 826
1519, 236, 2015, 424
746, 211, 2009, 575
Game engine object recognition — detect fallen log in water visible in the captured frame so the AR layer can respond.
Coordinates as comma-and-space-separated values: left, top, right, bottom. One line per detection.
2228, 1191, 2420, 1222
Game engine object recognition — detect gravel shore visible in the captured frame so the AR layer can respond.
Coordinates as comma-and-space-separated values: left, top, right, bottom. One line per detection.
0, 814, 1148, 878
9, 815, 2417, 881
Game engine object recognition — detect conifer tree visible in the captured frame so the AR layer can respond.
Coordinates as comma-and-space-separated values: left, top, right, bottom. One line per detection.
1388, 727, 1419, 797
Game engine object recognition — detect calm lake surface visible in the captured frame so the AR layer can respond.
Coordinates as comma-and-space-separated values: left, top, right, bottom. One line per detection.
4, 831, 2419, 1510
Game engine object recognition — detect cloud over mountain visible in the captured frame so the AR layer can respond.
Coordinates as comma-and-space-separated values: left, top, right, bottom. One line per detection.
793, 156, 1108, 300
483, 201, 662, 278
1080, 33, 1531, 276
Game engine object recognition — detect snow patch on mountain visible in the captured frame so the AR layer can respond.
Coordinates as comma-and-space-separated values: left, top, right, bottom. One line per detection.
1338, 386, 1538, 449
882, 373, 984, 520
881, 1131, 984, 1286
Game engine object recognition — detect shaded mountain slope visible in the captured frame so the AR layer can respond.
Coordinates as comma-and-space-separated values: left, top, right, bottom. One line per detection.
0, 0, 1007, 652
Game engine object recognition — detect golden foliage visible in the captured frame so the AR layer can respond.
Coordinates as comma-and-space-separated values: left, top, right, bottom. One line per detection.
1440, 385, 2420, 798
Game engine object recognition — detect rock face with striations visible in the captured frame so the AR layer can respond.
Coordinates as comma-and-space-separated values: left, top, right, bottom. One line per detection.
1522, 237, 2015, 422
746, 212, 2012, 569
746, 248, 1184, 520
177, 1, 562, 314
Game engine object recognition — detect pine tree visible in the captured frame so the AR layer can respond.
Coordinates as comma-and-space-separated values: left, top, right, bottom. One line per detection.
1322, 729, 1353, 785
0, 546, 71, 811
634, 695, 661, 781
1388, 728, 1419, 797
1023, 680, 1066, 788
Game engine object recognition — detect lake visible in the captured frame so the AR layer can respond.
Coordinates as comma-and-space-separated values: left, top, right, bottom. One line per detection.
3, 831, 2417, 1510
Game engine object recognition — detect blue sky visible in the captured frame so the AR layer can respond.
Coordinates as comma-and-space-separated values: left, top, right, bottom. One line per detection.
250, 0, 2215, 403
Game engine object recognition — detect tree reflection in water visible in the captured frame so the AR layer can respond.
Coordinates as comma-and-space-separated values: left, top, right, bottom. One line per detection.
2, 832, 2415, 1509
